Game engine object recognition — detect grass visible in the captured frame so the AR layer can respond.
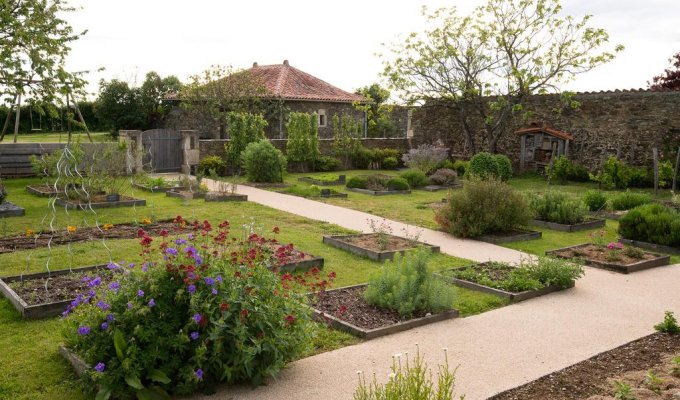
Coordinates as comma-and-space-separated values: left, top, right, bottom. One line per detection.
0, 176, 505, 399
1, 131, 113, 143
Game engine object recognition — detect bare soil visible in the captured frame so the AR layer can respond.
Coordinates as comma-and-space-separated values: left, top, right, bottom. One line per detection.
7, 269, 117, 305
489, 333, 680, 400
341, 233, 418, 253
311, 285, 430, 330
552, 243, 657, 266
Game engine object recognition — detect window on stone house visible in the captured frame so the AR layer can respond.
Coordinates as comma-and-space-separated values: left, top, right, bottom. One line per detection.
318, 109, 327, 127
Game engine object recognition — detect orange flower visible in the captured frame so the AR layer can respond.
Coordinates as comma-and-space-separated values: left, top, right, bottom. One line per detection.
103, 223, 114, 231
67, 226, 77, 233
141, 218, 152, 225
25, 229, 35, 237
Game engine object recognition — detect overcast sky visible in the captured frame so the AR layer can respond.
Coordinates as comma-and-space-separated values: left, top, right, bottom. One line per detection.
64, 0, 680, 100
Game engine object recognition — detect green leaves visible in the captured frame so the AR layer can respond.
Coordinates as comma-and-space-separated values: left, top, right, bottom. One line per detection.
125, 375, 144, 390
95, 386, 112, 400
113, 330, 127, 361
148, 369, 171, 385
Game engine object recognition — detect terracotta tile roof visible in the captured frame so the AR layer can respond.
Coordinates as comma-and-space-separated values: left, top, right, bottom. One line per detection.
249, 60, 368, 103
515, 122, 574, 141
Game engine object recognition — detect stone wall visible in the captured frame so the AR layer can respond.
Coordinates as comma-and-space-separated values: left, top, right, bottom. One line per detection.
413, 89, 680, 170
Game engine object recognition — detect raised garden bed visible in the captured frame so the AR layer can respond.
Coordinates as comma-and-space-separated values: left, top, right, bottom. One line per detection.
0, 220, 176, 254
204, 192, 248, 202
546, 243, 671, 273
279, 188, 348, 199
618, 238, 680, 256
0, 201, 25, 217
323, 233, 440, 261
590, 210, 627, 220
477, 229, 542, 244
166, 189, 206, 200
55, 195, 146, 210
530, 217, 606, 232
266, 243, 324, 273
435, 262, 574, 302
0, 264, 111, 319
59, 346, 88, 377
309, 284, 458, 340
298, 175, 346, 186
132, 183, 187, 193
346, 187, 411, 196
489, 332, 680, 400
421, 183, 463, 192
26, 184, 58, 197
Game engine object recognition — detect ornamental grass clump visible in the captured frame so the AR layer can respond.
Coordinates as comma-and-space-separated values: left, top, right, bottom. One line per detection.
62, 216, 323, 399
529, 191, 588, 225
435, 179, 531, 238
364, 247, 455, 317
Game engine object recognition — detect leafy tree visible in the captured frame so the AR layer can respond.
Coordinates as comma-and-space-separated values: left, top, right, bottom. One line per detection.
224, 112, 267, 172
285, 112, 320, 170
354, 83, 395, 138
649, 51, 680, 90
139, 71, 182, 128
382, 0, 622, 153
94, 80, 145, 136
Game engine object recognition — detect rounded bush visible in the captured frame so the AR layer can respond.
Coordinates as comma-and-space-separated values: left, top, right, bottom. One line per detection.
435, 179, 531, 238
452, 160, 469, 176
493, 154, 513, 182
314, 156, 342, 172
242, 141, 287, 183
399, 169, 429, 188
467, 152, 499, 180
381, 156, 398, 170
197, 155, 227, 176
610, 191, 652, 211
582, 190, 608, 212
428, 168, 458, 186
387, 177, 410, 191
529, 191, 587, 225
346, 176, 368, 189
618, 203, 680, 247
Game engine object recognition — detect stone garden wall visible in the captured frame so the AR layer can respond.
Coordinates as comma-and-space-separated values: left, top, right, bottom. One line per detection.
412, 89, 680, 169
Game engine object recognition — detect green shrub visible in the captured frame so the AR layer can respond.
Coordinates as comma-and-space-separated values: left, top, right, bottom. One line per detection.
242, 141, 287, 183
401, 143, 449, 174
654, 311, 680, 334
610, 191, 652, 211
452, 160, 469, 176
594, 156, 633, 189
62, 221, 315, 398
582, 190, 608, 212
352, 146, 374, 169
386, 177, 410, 191
224, 112, 267, 172
429, 168, 458, 186
197, 155, 226, 176
493, 154, 513, 181
400, 169, 429, 188
346, 176, 368, 189
547, 155, 590, 184
435, 179, 531, 238
314, 156, 342, 172
528, 256, 584, 289
381, 156, 398, 170
436, 159, 456, 171
529, 191, 588, 225
364, 248, 455, 317
618, 203, 680, 247
286, 112, 320, 167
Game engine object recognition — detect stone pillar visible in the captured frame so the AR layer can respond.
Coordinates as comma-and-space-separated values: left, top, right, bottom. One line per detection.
119, 130, 143, 173
181, 130, 200, 175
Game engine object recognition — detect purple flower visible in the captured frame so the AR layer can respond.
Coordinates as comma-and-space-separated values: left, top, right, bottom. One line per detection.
128, 263, 135, 268
96, 301, 110, 311
166, 248, 178, 256
184, 246, 197, 256
174, 238, 187, 246
71, 295, 83, 307
193, 313, 201, 323
82, 276, 91, 282
101, 322, 109, 330
187, 234, 194, 240
95, 362, 105, 373
148, 298, 155, 308
87, 277, 102, 287
106, 313, 115, 322
216, 275, 223, 283
204, 277, 215, 286
106, 262, 119, 270
187, 272, 196, 280
88, 290, 96, 297
108, 282, 120, 292
137, 290, 145, 297
211, 288, 218, 296
77, 326, 91, 335
188, 284, 196, 294
127, 301, 133, 309
62, 306, 71, 317
141, 264, 147, 272
190, 331, 199, 340
194, 254, 203, 265
195, 368, 203, 380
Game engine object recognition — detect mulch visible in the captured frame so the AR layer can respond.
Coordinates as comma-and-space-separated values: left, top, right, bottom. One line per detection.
310, 285, 430, 330
489, 332, 680, 400
551, 243, 657, 266
341, 233, 418, 253
7, 269, 117, 305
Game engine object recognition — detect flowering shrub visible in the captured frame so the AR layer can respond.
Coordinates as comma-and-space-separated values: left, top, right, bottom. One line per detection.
428, 168, 458, 186
401, 143, 449, 175
62, 216, 324, 398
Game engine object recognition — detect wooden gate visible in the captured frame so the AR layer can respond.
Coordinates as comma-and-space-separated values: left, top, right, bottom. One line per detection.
142, 129, 183, 172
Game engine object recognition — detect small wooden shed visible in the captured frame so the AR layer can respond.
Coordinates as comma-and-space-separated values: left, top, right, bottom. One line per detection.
516, 123, 574, 172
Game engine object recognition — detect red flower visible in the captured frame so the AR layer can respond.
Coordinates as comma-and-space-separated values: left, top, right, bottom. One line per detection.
218, 220, 230, 228
284, 315, 295, 327
137, 228, 146, 238
240, 309, 249, 321
220, 303, 230, 312
328, 271, 337, 280
140, 235, 153, 247
336, 305, 348, 316
159, 229, 169, 237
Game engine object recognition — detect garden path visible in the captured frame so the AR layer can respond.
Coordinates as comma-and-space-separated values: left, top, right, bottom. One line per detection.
187, 178, 680, 400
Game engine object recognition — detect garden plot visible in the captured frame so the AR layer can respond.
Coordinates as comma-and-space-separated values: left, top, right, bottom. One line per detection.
547, 243, 671, 273
323, 233, 439, 261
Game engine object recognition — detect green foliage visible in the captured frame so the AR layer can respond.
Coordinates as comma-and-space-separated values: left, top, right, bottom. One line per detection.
429, 168, 458, 186
644, 370, 663, 393
493, 154, 513, 182
242, 141, 286, 183
94, 80, 146, 136
529, 191, 588, 225
286, 112, 320, 167
612, 380, 636, 400
197, 156, 226, 176
452, 160, 469, 176
282, 185, 342, 198
671, 356, 680, 377
346, 176, 368, 189
435, 179, 531, 238
364, 248, 456, 317
387, 177, 410, 191
85, 142, 130, 195
400, 169, 429, 188
62, 224, 315, 397
382, 156, 399, 170
622, 246, 645, 260
353, 348, 462, 400
401, 143, 449, 174
467, 152, 511, 181
225, 112, 267, 171
314, 156, 342, 172
618, 204, 680, 247
582, 190, 608, 212
548, 155, 589, 184
332, 114, 363, 168
592, 156, 633, 189
610, 191, 652, 211
654, 311, 680, 334
354, 83, 396, 138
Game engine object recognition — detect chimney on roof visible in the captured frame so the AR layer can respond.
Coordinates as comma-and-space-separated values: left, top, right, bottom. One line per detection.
253, 62, 258, 67
283, 59, 289, 66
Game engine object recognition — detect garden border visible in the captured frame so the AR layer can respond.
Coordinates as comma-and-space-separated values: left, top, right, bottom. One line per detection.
26, 184, 58, 197
618, 238, 680, 256
477, 229, 542, 244
59, 346, 88, 377
297, 176, 346, 186
546, 243, 671, 273
322, 234, 440, 261
277, 256, 325, 273
132, 183, 188, 193
204, 192, 248, 202
166, 189, 206, 200
346, 188, 411, 196
0, 201, 25, 217
310, 283, 459, 340
0, 264, 107, 319
421, 183, 463, 192
55, 197, 146, 210
530, 218, 606, 232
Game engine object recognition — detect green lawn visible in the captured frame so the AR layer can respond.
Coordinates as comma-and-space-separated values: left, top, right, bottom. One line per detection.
1, 131, 113, 143
0, 176, 504, 399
